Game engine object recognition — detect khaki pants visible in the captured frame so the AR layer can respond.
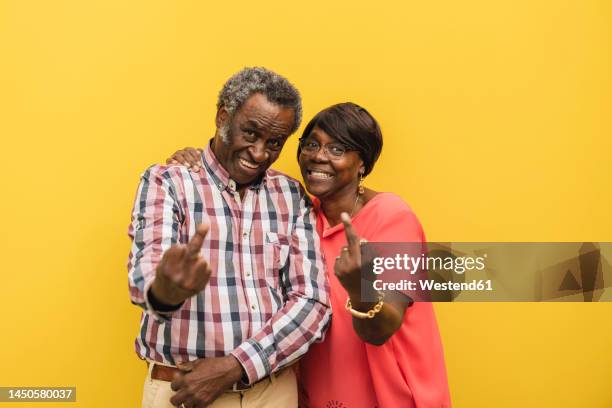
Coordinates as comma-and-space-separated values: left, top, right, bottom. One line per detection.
141, 363, 297, 408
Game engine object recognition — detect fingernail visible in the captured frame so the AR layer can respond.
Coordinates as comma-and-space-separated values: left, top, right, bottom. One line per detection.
341, 212, 350, 222
184, 162, 190, 167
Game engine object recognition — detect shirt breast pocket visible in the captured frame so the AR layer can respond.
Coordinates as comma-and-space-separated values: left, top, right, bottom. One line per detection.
263, 231, 291, 294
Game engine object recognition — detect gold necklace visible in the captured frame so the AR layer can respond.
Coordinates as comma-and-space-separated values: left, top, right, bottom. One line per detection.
350, 193, 362, 218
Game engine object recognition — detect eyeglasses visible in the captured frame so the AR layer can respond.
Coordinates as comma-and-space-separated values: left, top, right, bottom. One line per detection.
299, 138, 352, 159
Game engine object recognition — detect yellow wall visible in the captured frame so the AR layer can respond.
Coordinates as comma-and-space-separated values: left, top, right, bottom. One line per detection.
1, 1, 610, 407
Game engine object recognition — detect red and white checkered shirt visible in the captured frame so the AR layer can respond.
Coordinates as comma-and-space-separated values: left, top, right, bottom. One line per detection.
127, 143, 331, 384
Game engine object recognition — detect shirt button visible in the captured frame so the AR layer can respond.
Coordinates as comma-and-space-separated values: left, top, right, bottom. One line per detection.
246, 271, 251, 277
251, 304, 257, 311
242, 232, 248, 238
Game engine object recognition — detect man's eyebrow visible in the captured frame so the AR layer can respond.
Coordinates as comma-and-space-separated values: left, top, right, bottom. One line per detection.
244, 120, 263, 129
244, 119, 291, 139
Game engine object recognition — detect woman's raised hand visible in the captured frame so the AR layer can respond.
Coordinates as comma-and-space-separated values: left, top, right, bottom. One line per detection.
166, 147, 203, 172
334, 212, 365, 297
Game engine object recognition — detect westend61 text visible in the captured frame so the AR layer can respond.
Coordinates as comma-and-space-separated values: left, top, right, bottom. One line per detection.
373, 279, 494, 292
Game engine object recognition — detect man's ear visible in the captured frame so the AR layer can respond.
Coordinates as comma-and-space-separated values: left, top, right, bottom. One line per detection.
215, 106, 230, 129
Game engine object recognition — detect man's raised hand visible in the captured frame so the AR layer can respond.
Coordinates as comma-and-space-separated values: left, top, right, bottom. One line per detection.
151, 224, 212, 306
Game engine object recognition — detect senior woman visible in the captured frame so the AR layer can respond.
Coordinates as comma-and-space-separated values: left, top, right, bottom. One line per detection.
168, 103, 450, 408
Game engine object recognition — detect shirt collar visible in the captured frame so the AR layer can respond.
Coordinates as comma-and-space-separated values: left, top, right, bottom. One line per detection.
202, 140, 267, 193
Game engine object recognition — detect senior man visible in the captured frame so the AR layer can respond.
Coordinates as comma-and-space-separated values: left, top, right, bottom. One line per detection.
127, 67, 331, 408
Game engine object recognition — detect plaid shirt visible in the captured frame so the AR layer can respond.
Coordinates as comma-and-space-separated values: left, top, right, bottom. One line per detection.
127, 143, 331, 384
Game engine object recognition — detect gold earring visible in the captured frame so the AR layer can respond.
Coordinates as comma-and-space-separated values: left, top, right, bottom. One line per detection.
358, 172, 365, 195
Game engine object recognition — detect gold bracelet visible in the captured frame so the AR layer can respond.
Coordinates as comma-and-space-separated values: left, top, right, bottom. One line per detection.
345, 292, 384, 319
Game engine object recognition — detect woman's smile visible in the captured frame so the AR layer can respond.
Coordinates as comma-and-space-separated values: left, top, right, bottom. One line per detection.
305, 168, 334, 181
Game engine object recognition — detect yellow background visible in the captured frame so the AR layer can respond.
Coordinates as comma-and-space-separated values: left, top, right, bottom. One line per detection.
1, 0, 610, 407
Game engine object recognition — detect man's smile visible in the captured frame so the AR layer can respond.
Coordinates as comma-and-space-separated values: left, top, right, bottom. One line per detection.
239, 157, 261, 170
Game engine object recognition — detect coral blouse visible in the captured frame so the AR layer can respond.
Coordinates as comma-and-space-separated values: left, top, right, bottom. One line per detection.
299, 193, 451, 408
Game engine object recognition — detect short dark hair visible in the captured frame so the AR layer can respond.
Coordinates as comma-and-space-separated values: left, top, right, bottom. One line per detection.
298, 102, 383, 176
217, 67, 302, 134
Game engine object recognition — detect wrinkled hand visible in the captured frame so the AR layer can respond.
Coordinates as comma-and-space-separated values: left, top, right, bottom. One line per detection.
334, 212, 366, 297
170, 356, 244, 407
166, 147, 203, 172
152, 224, 212, 306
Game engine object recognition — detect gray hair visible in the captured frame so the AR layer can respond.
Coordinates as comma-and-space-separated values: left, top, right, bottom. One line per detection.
217, 67, 302, 134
